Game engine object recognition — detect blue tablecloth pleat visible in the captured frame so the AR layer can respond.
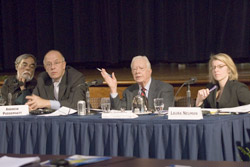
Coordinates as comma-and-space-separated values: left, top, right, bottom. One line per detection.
1, 114, 250, 161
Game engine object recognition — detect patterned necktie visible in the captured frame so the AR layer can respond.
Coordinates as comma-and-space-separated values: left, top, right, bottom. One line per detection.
141, 87, 146, 97
141, 87, 148, 110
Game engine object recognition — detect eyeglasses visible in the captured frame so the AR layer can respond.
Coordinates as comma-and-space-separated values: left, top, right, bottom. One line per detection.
211, 65, 226, 70
45, 61, 64, 68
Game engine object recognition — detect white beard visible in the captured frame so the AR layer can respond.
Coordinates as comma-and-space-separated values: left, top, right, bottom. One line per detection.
18, 71, 33, 82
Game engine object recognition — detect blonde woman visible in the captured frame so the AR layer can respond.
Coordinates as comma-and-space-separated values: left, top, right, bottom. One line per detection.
196, 53, 250, 108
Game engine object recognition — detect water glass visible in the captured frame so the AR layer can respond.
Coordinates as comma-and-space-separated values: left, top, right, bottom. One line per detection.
0, 98, 6, 106
101, 98, 111, 113
154, 98, 164, 115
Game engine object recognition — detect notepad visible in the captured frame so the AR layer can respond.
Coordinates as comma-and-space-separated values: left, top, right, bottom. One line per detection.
0, 156, 40, 167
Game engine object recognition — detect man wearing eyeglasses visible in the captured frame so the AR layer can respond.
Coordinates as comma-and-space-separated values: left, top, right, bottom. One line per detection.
26, 50, 86, 110
1, 54, 37, 105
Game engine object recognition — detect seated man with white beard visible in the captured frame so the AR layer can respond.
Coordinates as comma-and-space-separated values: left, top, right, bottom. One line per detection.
1, 54, 37, 105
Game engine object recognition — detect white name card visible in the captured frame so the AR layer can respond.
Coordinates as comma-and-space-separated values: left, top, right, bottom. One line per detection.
168, 107, 203, 120
0, 105, 29, 116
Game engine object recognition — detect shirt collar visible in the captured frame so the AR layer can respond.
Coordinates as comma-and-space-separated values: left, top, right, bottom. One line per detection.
53, 77, 62, 85
139, 78, 152, 91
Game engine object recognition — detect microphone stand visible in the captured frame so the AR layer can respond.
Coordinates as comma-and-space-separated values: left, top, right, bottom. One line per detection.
84, 79, 103, 114
85, 85, 90, 115
186, 84, 191, 107
173, 77, 196, 107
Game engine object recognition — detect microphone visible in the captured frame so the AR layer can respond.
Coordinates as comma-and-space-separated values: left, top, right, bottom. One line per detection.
173, 77, 197, 107
84, 79, 103, 114
184, 77, 197, 85
75, 79, 103, 114
86, 90, 90, 115
209, 85, 217, 92
86, 79, 103, 87
8, 93, 12, 105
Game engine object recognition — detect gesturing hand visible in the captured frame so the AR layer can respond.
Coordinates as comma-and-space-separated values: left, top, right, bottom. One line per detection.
100, 68, 118, 94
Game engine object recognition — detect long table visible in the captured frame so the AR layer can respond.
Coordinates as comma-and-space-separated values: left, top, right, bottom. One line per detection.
0, 113, 250, 161
1, 154, 249, 167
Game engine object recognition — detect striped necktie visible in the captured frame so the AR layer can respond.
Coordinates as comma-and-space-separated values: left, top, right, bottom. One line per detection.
141, 87, 146, 97
140, 87, 148, 110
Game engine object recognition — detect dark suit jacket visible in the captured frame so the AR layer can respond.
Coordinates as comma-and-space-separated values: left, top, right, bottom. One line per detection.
1, 76, 37, 105
111, 78, 174, 110
203, 80, 250, 108
32, 66, 86, 109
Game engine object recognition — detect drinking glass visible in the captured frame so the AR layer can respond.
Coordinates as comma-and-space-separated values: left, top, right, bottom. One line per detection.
0, 92, 6, 106
101, 98, 111, 113
0, 97, 6, 106
154, 98, 164, 115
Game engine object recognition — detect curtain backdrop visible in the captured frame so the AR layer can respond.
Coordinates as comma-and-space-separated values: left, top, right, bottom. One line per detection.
0, 0, 249, 70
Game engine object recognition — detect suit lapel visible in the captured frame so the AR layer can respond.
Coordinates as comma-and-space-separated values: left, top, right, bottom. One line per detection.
148, 79, 156, 108
217, 80, 230, 107
208, 88, 217, 108
44, 78, 55, 100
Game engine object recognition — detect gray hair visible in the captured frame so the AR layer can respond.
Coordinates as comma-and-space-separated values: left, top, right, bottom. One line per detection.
130, 55, 151, 69
15, 54, 37, 68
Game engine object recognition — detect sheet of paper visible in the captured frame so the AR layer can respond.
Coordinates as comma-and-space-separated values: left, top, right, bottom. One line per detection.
219, 104, 250, 113
39, 106, 77, 116
0, 156, 40, 167
40, 155, 111, 166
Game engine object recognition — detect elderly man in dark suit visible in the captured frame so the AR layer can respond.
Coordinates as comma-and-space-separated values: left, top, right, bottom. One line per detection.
101, 55, 174, 111
26, 50, 86, 110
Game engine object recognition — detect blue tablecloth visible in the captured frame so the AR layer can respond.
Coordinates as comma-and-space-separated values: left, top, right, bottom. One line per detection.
0, 113, 250, 161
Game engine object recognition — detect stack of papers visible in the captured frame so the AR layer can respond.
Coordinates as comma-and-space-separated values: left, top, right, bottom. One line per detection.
219, 104, 250, 113
41, 155, 111, 166
0, 156, 40, 167
202, 104, 250, 115
67, 155, 111, 166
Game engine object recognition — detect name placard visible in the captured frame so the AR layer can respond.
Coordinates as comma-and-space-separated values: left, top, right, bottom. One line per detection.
168, 107, 203, 120
0, 105, 29, 116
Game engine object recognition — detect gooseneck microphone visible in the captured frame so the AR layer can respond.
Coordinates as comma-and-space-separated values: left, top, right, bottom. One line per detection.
184, 77, 197, 85
186, 77, 197, 107
86, 79, 103, 114
173, 77, 197, 107
76, 78, 104, 114
86, 79, 103, 87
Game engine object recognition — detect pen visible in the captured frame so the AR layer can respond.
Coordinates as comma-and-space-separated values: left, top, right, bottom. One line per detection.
96, 68, 102, 72
209, 85, 217, 92
96, 68, 112, 77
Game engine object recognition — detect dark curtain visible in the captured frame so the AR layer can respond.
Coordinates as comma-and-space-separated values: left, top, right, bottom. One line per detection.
0, 0, 249, 71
